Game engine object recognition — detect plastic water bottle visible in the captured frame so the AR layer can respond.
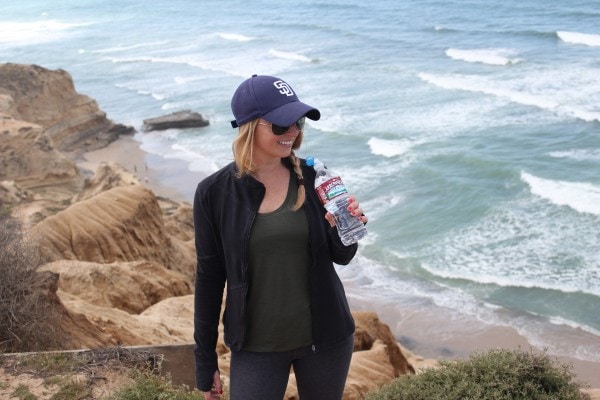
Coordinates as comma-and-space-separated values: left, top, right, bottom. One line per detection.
306, 156, 367, 246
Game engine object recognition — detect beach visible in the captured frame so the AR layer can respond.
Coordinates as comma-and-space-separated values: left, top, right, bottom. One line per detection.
77, 134, 201, 205
77, 134, 600, 389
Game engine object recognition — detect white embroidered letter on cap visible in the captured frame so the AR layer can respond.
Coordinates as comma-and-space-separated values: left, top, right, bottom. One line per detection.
273, 80, 294, 96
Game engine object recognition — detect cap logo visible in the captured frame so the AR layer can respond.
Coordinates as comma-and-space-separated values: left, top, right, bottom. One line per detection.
273, 80, 294, 96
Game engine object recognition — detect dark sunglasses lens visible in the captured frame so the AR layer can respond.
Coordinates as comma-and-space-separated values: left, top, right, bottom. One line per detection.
272, 118, 305, 135
272, 124, 288, 135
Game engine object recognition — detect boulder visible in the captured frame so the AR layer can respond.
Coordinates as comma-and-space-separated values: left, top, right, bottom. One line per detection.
142, 110, 209, 131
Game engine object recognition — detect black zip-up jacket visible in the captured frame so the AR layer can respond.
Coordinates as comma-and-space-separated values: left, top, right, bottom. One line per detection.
193, 158, 357, 391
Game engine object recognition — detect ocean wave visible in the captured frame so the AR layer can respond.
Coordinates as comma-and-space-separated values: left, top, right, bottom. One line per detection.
115, 83, 168, 101
342, 255, 600, 364
418, 72, 600, 123
367, 137, 415, 158
414, 192, 600, 301
548, 315, 600, 338
445, 48, 523, 66
91, 41, 171, 53
361, 192, 404, 222
433, 25, 460, 33
216, 32, 255, 42
521, 171, 600, 216
105, 52, 289, 79
557, 30, 600, 47
0, 19, 85, 46
268, 49, 316, 63
548, 149, 600, 162
418, 72, 558, 109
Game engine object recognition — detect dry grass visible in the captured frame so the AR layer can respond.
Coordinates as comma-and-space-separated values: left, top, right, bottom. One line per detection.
0, 214, 66, 353
0, 346, 170, 399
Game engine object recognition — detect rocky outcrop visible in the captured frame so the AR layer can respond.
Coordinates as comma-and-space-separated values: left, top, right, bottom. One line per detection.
0, 117, 81, 190
73, 162, 141, 203
0, 63, 138, 226
142, 110, 209, 131
32, 184, 196, 280
0, 63, 134, 154
41, 260, 192, 314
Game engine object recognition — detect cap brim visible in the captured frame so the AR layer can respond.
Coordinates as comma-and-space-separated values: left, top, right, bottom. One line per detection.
263, 101, 320, 126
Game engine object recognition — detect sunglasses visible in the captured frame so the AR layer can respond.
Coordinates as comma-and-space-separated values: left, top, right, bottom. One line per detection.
258, 117, 305, 135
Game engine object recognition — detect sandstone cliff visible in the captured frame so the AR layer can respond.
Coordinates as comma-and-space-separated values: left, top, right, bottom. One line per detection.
0, 63, 420, 399
0, 63, 133, 154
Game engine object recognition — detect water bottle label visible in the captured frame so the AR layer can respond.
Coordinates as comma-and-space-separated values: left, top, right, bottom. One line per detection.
315, 176, 348, 203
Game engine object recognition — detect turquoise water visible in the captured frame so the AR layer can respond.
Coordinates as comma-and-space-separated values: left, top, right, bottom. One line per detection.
2, 0, 599, 364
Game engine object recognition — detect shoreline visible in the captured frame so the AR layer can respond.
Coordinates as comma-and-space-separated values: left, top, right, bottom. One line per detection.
77, 134, 201, 204
76, 134, 600, 389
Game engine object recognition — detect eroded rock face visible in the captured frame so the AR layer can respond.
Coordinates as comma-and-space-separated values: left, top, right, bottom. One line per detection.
32, 184, 195, 280
73, 162, 141, 203
0, 118, 81, 189
41, 260, 192, 314
0, 63, 133, 153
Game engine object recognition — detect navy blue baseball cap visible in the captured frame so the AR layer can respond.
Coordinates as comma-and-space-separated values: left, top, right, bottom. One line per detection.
230, 75, 320, 128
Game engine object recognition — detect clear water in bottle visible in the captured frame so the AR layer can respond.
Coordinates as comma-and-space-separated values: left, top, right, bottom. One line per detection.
306, 157, 368, 246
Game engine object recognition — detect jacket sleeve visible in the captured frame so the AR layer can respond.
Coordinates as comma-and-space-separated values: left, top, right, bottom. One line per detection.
193, 183, 226, 392
327, 224, 358, 265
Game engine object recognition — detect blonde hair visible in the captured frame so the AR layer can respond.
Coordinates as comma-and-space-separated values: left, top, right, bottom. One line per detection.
232, 119, 306, 210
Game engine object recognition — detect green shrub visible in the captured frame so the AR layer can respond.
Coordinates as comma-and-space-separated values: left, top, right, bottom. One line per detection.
366, 348, 589, 400
108, 370, 209, 400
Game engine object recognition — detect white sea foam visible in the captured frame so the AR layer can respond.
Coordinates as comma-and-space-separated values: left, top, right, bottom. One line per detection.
367, 137, 415, 157
341, 254, 600, 363
268, 49, 314, 63
521, 171, 600, 216
549, 149, 600, 161
216, 32, 255, 42
557, 30, 600, 47
418, 72, 559, 109
115, 83, 168, 101
92, 41, 171, 53
548, 315, 600, 338
361, 193, 404, 222
0, 19, 84, 46
418, 71, 600, 123
417, 188, 600, 299
446, 48, 523, 66
105, 52, 289, 78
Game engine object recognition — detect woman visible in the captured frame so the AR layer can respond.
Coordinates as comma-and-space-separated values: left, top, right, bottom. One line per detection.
193, 75, 367, 400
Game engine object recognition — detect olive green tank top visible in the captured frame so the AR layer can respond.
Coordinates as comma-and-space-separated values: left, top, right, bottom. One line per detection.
243, 173, 313, 351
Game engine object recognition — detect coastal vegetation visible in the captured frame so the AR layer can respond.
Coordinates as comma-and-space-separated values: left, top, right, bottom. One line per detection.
1, 346, 589, 399
0, 214, 66, 353
366, 348, 589, 400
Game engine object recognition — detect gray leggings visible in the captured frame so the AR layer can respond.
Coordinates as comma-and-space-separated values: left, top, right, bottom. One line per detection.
229, 335, 354, 400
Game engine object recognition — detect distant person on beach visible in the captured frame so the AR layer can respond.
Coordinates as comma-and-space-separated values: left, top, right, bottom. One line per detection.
193, 74, 367, 400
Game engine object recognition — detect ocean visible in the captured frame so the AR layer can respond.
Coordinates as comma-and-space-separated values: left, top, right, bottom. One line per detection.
2, 0, 599, 373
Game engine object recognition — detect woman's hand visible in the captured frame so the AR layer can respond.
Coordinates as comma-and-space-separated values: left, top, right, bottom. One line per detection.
325, 195, 368, 227
202, 370, 223, 399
